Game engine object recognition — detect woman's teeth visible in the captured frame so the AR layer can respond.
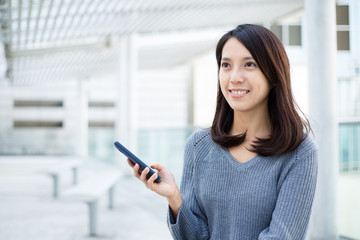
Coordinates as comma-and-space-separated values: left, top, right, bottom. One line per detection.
231, 90, 249, 95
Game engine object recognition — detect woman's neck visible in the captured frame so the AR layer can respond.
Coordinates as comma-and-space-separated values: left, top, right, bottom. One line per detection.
230, 108, 271, 140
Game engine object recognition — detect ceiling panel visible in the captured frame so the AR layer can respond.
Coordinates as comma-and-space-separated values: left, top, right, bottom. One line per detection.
0, 0, 303, 85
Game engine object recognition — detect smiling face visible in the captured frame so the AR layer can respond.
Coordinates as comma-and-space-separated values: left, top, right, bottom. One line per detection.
219, 37, 271, 115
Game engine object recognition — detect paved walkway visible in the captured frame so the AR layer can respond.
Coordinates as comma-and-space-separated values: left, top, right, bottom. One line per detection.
1, 156, 357, 240
0, 156, 173, 240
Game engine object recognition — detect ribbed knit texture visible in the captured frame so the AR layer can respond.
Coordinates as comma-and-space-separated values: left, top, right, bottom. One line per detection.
167, 128, 318, 240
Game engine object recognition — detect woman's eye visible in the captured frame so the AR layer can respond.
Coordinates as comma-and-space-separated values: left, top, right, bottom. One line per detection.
221, 62, 231, 68
244, 62, 256, 68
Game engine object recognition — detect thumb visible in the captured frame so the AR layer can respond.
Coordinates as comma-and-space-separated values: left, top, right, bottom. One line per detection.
150, 162, 165, 171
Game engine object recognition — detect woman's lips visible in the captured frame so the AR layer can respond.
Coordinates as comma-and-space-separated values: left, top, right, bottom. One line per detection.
229, 89, 250, 98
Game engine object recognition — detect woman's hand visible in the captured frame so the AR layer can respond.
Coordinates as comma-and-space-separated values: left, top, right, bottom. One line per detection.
126, 159, 178, 198
127, 159, 182, 217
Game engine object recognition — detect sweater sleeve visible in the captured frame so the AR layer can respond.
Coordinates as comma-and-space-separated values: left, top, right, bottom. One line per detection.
258, 148, 318, 240
167, 135, 210, 240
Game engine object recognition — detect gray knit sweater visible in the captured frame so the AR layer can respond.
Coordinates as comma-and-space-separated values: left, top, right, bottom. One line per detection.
167, 128, 318, 240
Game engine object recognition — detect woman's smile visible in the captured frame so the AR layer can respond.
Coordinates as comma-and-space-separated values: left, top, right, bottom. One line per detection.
229, 89, 250, 98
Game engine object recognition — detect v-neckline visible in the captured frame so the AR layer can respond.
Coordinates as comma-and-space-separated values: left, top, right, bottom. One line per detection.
221, 146, 262, 169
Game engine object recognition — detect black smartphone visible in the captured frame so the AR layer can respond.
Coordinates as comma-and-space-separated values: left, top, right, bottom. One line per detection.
114, 141, 161, 183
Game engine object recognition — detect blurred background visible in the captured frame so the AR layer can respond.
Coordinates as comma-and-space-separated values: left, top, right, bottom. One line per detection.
0, 0, 359, 239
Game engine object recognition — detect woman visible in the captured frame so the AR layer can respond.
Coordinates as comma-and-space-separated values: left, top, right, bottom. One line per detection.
128, 24, 318, 239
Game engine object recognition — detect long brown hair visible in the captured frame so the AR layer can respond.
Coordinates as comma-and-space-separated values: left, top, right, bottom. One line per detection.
211, 24, 311, 156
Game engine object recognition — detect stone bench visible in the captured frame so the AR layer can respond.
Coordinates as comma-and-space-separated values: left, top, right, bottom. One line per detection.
61, 168, 122, 236
38, 158, 82, 198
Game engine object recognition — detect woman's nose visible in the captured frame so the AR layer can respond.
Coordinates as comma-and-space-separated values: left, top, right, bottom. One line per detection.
230, 68, 245, 83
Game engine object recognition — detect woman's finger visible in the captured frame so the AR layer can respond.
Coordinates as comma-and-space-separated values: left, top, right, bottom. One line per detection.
150, 162, 164, 171
127, 158, 135, 167
132, 163, 141, 179
147, 172, 158, 190
140, 167, 150, 184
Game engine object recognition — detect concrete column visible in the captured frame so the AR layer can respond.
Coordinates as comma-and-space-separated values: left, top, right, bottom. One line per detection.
129, 34, 139, 151
305, 0, 338, 239
114, 34, 139, 171
77, 79, 89, 158
351, 0, 360, 72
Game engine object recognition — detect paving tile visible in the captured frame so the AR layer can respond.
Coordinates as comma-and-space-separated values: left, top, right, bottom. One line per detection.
0, 157, 172, 240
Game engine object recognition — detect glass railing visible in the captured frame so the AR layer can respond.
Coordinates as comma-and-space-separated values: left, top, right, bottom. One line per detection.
338, 75, 360, 173
88, 127, 197, 182
137, 127, 197, 183
339, 123, 360, 172
88, 128, 116, 163
338, 76, 360, 119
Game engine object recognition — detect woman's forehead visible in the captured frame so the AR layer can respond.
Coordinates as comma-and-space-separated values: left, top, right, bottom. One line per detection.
221, 38, 253, 60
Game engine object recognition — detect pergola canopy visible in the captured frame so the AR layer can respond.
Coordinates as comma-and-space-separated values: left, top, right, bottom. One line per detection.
0, 0, 303, 84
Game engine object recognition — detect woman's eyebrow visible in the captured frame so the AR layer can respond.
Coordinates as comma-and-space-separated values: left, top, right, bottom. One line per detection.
243, 56, 254, 61
221, 57, 231, 61
221, 56, 254, 61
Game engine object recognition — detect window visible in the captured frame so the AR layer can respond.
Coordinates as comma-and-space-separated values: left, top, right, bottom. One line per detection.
337, 31, 350, 51
14, 121, 63, 128
336, 5, 350, 51
270, 24, 302, 46
14, 100, 63, 107
289, 25, 302, 46
13, 99, 63, 128
88, 101, 114, 107
88, 121, 114, 127
270, 25, 282, 42
336, 5, 349, 25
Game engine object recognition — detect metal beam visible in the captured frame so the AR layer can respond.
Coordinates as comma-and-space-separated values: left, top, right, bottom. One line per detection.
52, 0, 73, 42
17, 0, 22, 47
8, 41, 108, 57
25, 0, 33, 45
32, 0, 44, 43
8, 0, 12, 47
60, 0, 84, 41
40, 0, 54, 42
75, 0, 112, 39
46, 0, 64, 42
